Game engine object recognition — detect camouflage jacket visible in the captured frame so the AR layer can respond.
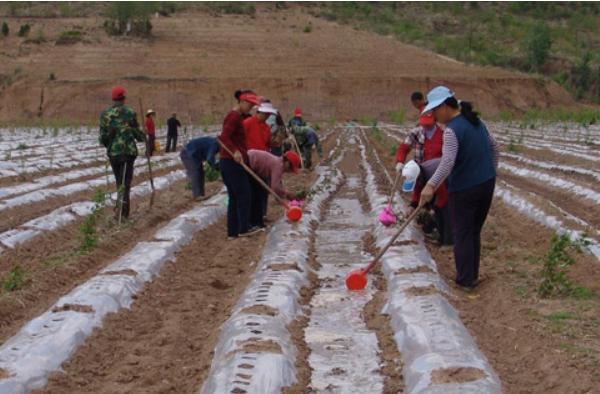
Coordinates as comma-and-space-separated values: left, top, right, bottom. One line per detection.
99, 103, 145, 157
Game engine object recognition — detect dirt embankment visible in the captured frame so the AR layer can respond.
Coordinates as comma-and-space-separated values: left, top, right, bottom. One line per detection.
0, 6, 576, 124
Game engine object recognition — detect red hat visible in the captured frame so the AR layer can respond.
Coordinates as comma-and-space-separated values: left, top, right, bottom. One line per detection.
284, 151, 301, 173
111, 86, 126, 101
294, 107, 302, 117
418, 112, 435, 127
239, 92, 260, 106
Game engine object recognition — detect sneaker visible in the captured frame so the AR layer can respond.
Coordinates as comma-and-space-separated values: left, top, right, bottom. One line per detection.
194, 195, 209, 202
227, 235, 238, 241
239, 226, 265, 237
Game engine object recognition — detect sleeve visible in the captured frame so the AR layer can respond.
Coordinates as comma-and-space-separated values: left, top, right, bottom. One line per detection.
207, 141, 218, 168
486, 125, 499, 170
99, 112, 110, 148
220, 113, 240, 155
395, 129, 417, 163
270, 166, 286, 197
427, 127, 459, 189
131, 112, 145, 142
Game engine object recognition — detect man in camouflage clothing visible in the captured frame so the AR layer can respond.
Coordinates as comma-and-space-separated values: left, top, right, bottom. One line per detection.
99, 86, 146, 219
290, 125, 323, 169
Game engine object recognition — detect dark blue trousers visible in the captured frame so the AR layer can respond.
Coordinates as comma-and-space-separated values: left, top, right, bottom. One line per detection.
220, 159, 251, 237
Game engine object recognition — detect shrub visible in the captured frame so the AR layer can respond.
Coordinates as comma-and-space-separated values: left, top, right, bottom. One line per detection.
56, 30, 83, 45
205, 164, 220, 182
17, 23, 30, 37
303, 23, 312, 33
522, 22, 552, 71
79, 188, 107, 252
1, 22, 8, 37
104, 2, 156, 37
538, 234, 587, 298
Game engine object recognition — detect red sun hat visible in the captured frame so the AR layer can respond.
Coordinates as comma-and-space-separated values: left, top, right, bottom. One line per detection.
239, 92, 260, 106
419, 112, 435, 127
294, 107, 302, 117
284, 151, 301, 173
111, 86, 126, 101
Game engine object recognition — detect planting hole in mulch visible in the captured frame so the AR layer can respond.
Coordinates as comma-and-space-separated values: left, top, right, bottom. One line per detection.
405, 285, 438, 297
209, 279, 231, 290
393, 239, 418, 246
238, 364, 254, 370
101, 269, 138, 277
236, 373, 252, 379
267, 262, 302, 272
231, 388, 247, 393
239, 339, 282, 354
0, 368, 9, 379
240, 305, 278, 317
395, 266, 435, 275
430, 367, 486, 384
51, 304, 94, 313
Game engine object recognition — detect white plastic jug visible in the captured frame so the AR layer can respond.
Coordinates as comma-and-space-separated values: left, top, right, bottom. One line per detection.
402, 160, 420, 192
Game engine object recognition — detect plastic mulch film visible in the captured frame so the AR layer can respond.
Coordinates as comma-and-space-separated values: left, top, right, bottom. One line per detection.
200, 158, 345, 394
356, 130, 502, 394
0, 190, 227, 394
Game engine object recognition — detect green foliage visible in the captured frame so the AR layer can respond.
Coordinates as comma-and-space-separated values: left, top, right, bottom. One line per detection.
211, 2, 256, 16
358, 116, 377, 126
16, 143, 28, 150
104, 2, 156, 37
389, 108, 406, 124
205, 164, 220, 182
371, 127, 384, 143
56, 29, 82, 45
522, 107, 600, 126
25, 27, 46, 44
538, 234, 586, 298
523, 22, 552, 71
17, 23, 30, 37
79, 188, 107, 253
185, 181, 192, 190
1, 22, 8, 37
498, 110, 514, 122
389, 143, 398, 157
507, 138, 520, 153
303, 23, 313, 33
2, 265, 25, 292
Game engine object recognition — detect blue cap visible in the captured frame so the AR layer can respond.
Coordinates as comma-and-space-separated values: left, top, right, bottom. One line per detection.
422, 86, 454, 114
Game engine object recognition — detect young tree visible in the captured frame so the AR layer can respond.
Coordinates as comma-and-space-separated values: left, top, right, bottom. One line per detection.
1, 22, 9, 37
523, 22, 552, 72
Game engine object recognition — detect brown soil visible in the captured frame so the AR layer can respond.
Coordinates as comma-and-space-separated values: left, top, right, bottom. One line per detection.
0, 163, 181, 233
0, 180, 220, 345
32, 216, 267, 394
366, 131, 600, 394
430, 367, 486, 384
238, 339, 283, 355
0, 368, 9, 379
0, 160, 106, 189
240, 305, 278, 317
101, 269, 137, 277
499, 171, 600, 228
404, 285, 439, 297
266, 263, 302, 272
394, 266, 435, 275
0, 6, 575, 124
364, 255, 405, 393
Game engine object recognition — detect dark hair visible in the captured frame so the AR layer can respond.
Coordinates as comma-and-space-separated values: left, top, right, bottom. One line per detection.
234, 89, 254, 101
276, 113, 285, 127
410, 91, 424, 101
443, 97, 480, 126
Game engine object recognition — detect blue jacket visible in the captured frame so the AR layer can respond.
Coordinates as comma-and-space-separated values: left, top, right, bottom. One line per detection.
182, 137, 219, 168
447, 115, 496, 193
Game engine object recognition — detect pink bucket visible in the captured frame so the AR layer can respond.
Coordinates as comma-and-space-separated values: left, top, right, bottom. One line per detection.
378, 205, 397, 227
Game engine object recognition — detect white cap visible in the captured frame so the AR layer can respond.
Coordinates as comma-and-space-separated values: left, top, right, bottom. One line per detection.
422, 86, 454, 114
257, 102, 278, 115
402, 160, 421, 192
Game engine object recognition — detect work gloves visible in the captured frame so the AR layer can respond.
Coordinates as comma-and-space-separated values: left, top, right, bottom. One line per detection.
395, 162, 404, 173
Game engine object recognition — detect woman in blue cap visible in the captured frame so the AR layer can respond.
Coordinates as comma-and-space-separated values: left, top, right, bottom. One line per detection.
419, 86, 499, 291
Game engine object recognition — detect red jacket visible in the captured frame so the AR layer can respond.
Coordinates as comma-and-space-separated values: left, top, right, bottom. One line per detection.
395, 126, 448, 208
243, 116, 271, 151
219, 110, 248, 162
145, 116, 155, 136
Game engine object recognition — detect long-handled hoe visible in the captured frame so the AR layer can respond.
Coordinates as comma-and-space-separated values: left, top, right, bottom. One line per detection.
118, 162, 127, 225
138, 99, 156, 207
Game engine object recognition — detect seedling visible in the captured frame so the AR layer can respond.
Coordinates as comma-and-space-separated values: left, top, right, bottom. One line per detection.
205, 164, 220, 182
2, 265, 25, 292
78, 188, 108, 253
538, 234, 586, 298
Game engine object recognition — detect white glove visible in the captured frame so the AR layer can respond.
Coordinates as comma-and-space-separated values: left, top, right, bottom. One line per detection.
395, 162, 404, 173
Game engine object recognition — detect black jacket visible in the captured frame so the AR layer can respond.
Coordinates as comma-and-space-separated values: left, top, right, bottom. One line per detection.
167, 117, 181, 134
